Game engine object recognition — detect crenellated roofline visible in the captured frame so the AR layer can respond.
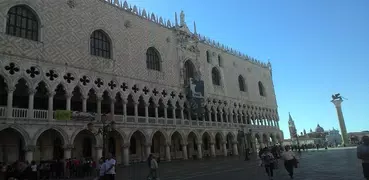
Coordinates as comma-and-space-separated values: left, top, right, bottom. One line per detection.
100, 0, 272, 69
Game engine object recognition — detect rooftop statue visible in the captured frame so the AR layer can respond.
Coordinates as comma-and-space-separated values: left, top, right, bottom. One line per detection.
180, 10, 186, 27
331, 93, 342, 101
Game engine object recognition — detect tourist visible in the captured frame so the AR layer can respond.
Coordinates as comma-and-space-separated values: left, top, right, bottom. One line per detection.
357, 136, 369, 180
147, 154, 159, 180
261, 147, 275, 180
98, 158, 107, 180
282, 145, 298, 179
105, 153, 116, 180
30, 160, 38, 180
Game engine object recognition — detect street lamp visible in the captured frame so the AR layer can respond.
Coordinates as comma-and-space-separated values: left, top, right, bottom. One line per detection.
87, 113, 116, 158
294, 127, 301, 152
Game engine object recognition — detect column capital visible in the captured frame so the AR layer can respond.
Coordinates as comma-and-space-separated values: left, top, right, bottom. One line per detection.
181, 143, 188, 146
65, 91, 73, 98
121, 143, 130, 148
48, 91, 56, 97
28, 88, 37, 95
97, 96, 104, 102
64, 144, 74, 150
95, 146, 103, 150
331, 99, 343, 107
145, 142, 152, 147
24, 145, 36, 152
7, 86, 16, 92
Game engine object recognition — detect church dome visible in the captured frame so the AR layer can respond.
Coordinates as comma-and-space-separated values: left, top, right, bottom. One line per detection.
315, 124, 324, 133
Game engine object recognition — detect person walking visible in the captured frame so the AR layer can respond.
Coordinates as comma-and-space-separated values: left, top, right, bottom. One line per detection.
357, 136, 369, 180
105, 153, 116, 180
261, 147, 275, 180
282, 145, 298, 179
98, 158, 107, 180
147, 154, 159, 180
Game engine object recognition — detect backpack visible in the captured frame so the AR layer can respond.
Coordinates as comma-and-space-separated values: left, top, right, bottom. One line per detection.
262, 154, 273, 165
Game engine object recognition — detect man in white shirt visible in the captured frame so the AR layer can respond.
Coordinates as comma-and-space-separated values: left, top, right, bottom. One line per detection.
105, 153, 116, 180
357, 136, 369, 180
281, 146, 297, 179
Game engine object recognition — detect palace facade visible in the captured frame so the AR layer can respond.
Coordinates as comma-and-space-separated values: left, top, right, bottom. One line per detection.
0, 0, 282, 165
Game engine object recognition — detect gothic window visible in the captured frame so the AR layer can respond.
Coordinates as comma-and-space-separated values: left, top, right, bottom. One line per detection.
211, 67, 221, 86
258, 81, 266, 96
90, 30, 111, 59
238, 75, 246, 92
206, 51, 211, 63
184, 60, 196, 85
6, 5, 39, 41
146, 47, 161, 71
218, 55, 223, 67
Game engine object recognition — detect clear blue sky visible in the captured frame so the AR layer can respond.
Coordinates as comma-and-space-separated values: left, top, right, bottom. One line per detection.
130, 0, 369, 138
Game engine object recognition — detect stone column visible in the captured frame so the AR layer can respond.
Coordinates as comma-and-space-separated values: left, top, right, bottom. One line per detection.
95, 147, 103, 161
134, 102, 138, 123
145, 104, 149, 123
96, 96, 102, 121
82, 95, 88, 112
48, 92, 55, 121
232, 142, 239, 156
197, 143, 203, 159
182, 144, 188, 160
154, 105, 158, 123
220, 111, 224, 124
165, 143, 171, 162
222, 142, 227, 157
145, 143, 151, 160
24, 146, 35, 162
6, 87, 14, 118
331, 99, 349, 145
66, 92, 72, 111
214, 111, 218, 123
123, 101, 127, 122
208, 111, 212, 122
172, 107, 176, 124
122, 144, 129, 166
64, 146, 72, 160
210, 143, 216, 157
110, 98, 115, 118
28, 89, 35, 118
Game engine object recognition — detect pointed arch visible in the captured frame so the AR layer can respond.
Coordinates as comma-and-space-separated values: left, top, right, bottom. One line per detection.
0, 125, 31, 147
32, 126, 69, 146
211, 67, 221, 86
238, 75, 246, 92
184, 60, 196, 85
258, 81, 266, 96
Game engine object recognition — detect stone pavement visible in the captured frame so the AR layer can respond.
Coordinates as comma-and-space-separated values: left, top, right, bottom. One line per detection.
97, 147, 365, 180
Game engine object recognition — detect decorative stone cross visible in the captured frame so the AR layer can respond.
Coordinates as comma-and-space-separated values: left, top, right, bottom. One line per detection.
94, 78, 104, 88
5, 63, 19, 75
161, 90, 167, 97
46, 70, 58, 81
108, 81, 116, 90
26, 66, 40, 78
132, 85, 139, 93
80, 76, 90, 86
152, 88, 159, 96
63, 73, 75, 83
143, 87, 150, 94
121, 83, 128, 91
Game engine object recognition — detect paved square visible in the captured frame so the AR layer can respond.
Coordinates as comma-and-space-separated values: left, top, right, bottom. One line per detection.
116, 147, 363, 180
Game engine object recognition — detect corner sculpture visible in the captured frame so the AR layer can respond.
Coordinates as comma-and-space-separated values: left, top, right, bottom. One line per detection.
331, 93, 343, 101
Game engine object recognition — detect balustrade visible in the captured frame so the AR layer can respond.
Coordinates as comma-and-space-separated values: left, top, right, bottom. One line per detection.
0, 106, 279, 130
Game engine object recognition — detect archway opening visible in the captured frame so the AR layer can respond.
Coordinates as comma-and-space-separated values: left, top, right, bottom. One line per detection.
106, 130, 123, 161
138, 96, 145, 117
0, 75, 7, 106
0, 128, 26, 162
215, 133, 222, 151
36, 129, 65, 161
158, 99, 165, 118
13, 78, 29, 109
101, 91, 110, 114
126, 94, 134, 116
148, 97, 155, 117
171, 131, 183, 159
151, 131, 166, 161
87, 89, 97, 113
187, 132, 198, 159
202, 132, 211, 157
71, 86, 82, 111
53, 84, 66, 110
114, 92, 123, 115
34, 81, 48, 110
73, 130, 96, 159
129, 130, 146, 161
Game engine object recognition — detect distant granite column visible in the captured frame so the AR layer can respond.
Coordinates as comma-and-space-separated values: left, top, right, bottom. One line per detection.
331, 99, 349, 145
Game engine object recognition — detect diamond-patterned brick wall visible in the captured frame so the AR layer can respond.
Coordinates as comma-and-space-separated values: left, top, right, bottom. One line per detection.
0, 0, 277, 108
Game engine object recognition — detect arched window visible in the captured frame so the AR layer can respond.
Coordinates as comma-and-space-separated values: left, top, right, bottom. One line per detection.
6, 5, 39, 41
206, 51, 211, 63
90, 30, 111, 59
184, 60, 196, 85
218, 55, 223, 67
212, 67, 221, 86
238, 75, 246, 91
258, 81, 266, 96
146, 47, 161, 71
